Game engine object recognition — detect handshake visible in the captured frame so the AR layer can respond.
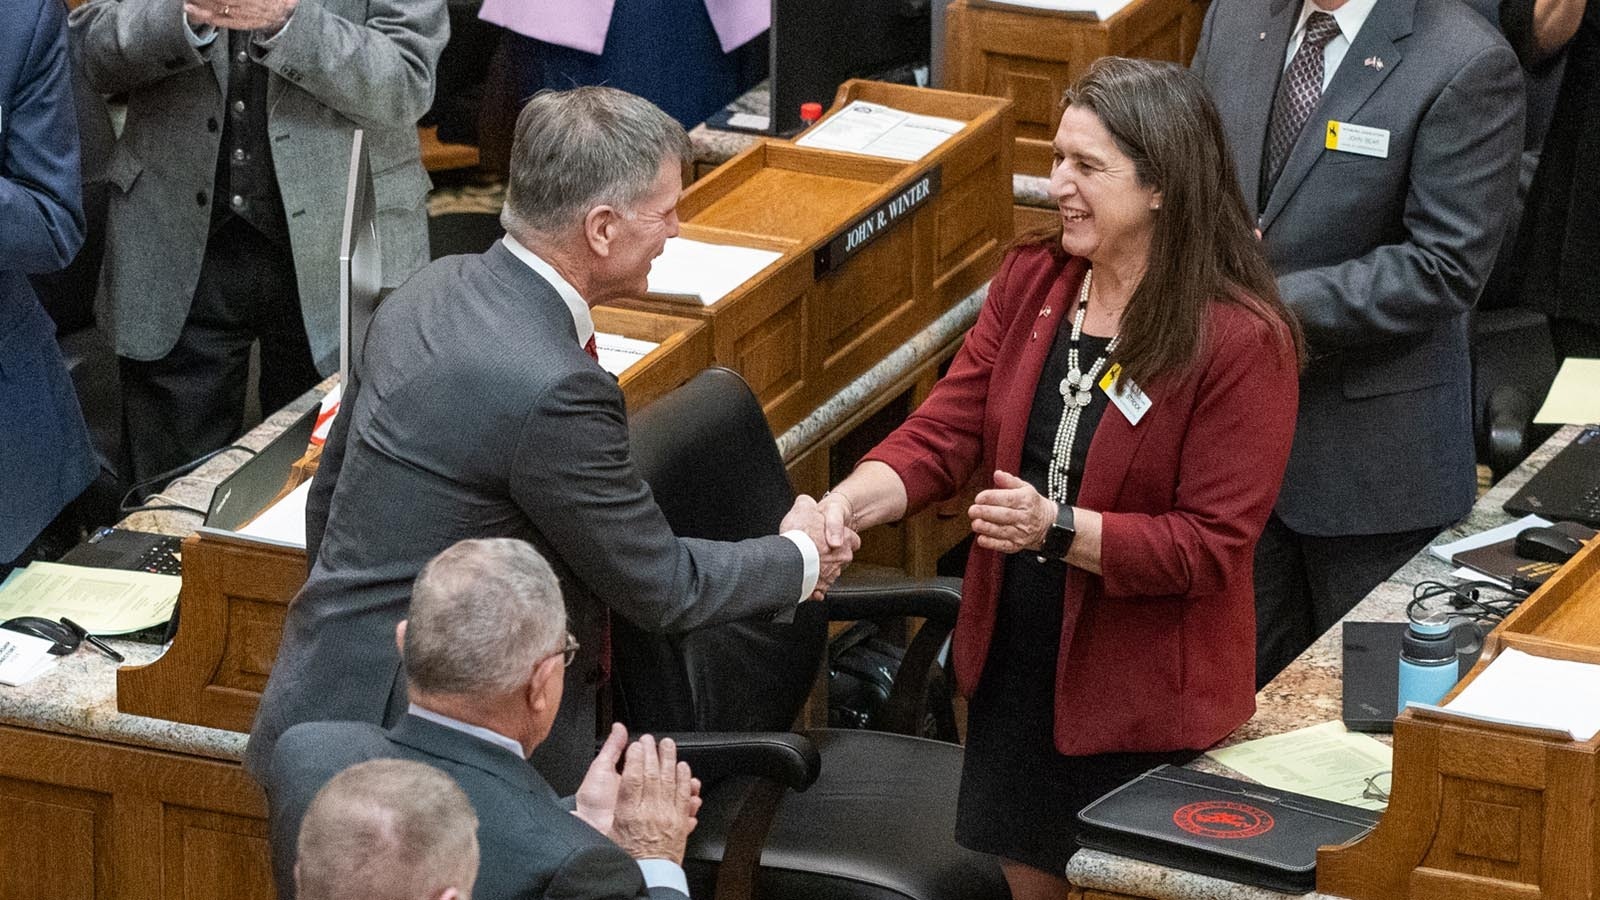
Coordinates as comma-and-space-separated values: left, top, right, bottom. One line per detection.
781, 492, 862, 600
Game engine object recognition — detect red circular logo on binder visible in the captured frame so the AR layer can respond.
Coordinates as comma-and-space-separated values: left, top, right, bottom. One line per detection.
1172, 801, 1275, 838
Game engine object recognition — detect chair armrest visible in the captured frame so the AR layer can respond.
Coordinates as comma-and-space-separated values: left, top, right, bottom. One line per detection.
1486, 384, 1533, 481
825, 572, 962, 628
664, 732, 820, 792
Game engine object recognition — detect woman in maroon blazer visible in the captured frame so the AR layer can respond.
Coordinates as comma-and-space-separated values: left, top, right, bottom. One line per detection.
817, 59, 1304, 899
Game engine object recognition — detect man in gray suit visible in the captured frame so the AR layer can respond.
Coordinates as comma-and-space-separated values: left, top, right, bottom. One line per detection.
294, 758, 480, 900
69, 0, 445, 487
270, 539, 698, 900
247, 86, 857, 791
1193, 0, 1524, 684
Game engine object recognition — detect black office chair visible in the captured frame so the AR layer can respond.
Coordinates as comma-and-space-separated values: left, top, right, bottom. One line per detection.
619, 366, 1008, 900
1470, 306, 1560, 481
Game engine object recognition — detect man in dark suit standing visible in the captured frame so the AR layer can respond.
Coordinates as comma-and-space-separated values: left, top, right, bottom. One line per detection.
1193, 0, 1525, 684
69, 0, 446, 489
293, 758, 480, 900
247, 85, 857, 791
270, 539, 699, 900
1, 0, 98, 570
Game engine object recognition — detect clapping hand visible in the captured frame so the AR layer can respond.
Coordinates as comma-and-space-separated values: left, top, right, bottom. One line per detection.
185, 0, 296, 34
612, 735, 702, 866
782, 494, 861, 599
968, 470, 1055, 554
573, 722, 629, 838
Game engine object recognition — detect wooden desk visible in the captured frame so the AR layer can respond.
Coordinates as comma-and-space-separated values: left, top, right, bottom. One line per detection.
1065, 425, 1593, 900
944, 0, 1210, 178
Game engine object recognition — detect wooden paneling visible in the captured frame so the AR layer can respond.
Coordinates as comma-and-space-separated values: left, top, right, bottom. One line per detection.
0, 777, 111, 900
945, 0, 1206, 177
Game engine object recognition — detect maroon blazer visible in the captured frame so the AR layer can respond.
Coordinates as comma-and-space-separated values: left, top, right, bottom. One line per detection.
863, 245, 1299, 756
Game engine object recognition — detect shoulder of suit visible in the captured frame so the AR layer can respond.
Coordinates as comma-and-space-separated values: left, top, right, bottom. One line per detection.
993, 243, 1069, 304
1410, 0, 1519, 61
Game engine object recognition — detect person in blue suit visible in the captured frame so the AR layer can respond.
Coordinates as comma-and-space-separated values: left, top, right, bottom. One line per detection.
1, 0, 97, 569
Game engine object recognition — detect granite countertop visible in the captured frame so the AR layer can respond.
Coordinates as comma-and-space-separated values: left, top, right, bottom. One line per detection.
1066, 424, 1582, 900
0, 292, 984, 763
688, 82, 1055, 210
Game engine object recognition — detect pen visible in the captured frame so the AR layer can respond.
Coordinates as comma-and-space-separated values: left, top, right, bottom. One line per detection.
60, 618, 126, 664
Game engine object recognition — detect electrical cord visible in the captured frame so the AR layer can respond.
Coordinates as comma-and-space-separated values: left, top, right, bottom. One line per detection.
1408, 579, 1528, 627
118, 444, 258, 515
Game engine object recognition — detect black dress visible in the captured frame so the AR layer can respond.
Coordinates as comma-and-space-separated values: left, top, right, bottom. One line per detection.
954, 328, 1196, 873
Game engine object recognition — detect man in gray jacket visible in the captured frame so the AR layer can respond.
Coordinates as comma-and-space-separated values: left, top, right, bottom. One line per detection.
69, 0, 445, 486
1193, 0, 1524, 684
247, 87, 856, 793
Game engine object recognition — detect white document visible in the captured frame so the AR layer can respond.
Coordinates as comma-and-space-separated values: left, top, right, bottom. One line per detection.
1206, 721, 1394, 811
795, 101, 965, 162
235, 480, 312, 549
1410, 647, 1600, 741
1429, 514, 1551, 563
0, 630, 59, 687
0, 562, 178, 635
1534, 358, 1600, 424
594, 333, 661, 377
646, 237, 782, 306
972, 0, 1134, 21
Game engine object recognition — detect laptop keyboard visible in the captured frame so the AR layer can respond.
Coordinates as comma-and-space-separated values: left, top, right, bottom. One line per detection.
135, 538, 184, 576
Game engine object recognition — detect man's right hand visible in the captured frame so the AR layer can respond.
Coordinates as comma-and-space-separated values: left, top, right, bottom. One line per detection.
782, 494, 860, 598
612, 735, 701, 866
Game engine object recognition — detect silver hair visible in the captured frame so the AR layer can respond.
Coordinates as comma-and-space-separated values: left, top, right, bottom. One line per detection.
500, 85, 692, 236
296, 758, 479, 900
404, 538, 567, 697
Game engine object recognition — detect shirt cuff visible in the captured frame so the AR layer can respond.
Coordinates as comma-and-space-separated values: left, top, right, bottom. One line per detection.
780, 530, 820, 602
184, 11, 218, 46
636, 858, 690, 897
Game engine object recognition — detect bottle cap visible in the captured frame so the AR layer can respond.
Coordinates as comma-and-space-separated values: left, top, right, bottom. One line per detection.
800, 102, 824, 123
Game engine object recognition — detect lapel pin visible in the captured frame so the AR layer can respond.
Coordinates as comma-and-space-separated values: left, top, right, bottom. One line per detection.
1259, 31, 1267, 39
1040, 307, 1052, 318
1364, 55, 1384, 69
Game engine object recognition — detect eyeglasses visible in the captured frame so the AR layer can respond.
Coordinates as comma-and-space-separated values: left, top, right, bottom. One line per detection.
1361, 770, 1392, 804
555, 632, 580, 668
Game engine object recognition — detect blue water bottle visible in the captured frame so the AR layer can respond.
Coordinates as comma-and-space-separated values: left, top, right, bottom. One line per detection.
1397, 610, 1459, 712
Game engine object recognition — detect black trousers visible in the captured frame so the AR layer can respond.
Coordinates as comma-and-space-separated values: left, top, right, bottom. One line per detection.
120, 218, 320, 490
1252, 513, 1438, 688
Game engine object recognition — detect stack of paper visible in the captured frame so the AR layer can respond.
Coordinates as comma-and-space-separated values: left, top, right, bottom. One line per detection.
0, 562, 178, 635
1410, 647, 1600, 741
646, 238, 782, 306
594, 333, 660, 377
234, 480, 312, 549
973, 0, 1135, 21
1206, 721, 1394, 810
0, 630, 59, 686
796, 101, 965, 162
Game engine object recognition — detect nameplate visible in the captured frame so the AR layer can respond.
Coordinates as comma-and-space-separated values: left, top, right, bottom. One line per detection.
814, 167, 942, 278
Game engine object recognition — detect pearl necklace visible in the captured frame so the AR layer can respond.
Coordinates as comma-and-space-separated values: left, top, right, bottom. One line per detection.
1047, 269, 1120, 505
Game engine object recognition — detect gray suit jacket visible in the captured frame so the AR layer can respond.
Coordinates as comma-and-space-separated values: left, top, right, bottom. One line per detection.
268, 715, 686, 900
1194, 0, 1524, 535
246, 242, 804, 791
68, 0, 446, 374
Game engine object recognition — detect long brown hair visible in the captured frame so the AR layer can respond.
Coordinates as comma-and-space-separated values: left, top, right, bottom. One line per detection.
1022, 57, 1305, 387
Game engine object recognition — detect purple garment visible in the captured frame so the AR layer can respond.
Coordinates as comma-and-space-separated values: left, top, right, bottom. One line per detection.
478, 0, 767, 54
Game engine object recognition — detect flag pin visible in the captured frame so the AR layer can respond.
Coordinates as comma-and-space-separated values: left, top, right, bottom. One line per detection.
1364, 55, 1384, 69
1258, 31, 1267, 39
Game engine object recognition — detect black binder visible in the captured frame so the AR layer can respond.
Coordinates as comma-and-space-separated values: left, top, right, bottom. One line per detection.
1076, 765, 1382, 894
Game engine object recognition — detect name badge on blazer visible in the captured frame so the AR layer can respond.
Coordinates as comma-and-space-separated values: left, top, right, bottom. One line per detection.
1324, 121, 1389, 158
1100, 364, 1151, 426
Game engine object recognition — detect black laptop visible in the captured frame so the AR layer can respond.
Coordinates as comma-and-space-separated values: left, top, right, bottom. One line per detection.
61, 406, 319, 577
1341, 620, 1484, 733
1503, 425, 1600, 526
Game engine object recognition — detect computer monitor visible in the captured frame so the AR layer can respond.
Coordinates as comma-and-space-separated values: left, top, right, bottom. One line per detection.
339, 130, 383, 388
768, 0, 931, 135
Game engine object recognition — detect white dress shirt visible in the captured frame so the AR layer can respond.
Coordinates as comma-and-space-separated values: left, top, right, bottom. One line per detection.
1283, 0, 1381, 90
408, 703, 693, 897
500, 234, 821, 602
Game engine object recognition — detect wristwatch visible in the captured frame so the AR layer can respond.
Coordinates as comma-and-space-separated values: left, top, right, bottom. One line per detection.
1036, 503, 1076, 563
